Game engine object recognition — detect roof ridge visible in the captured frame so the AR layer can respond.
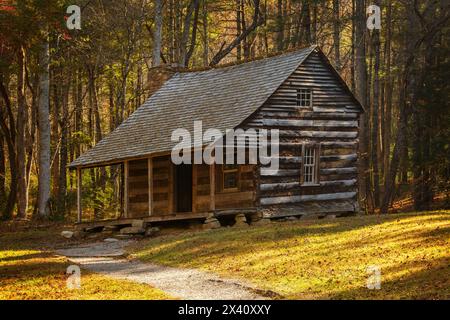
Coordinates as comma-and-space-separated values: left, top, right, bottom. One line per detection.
144, 46, 316, 109
173, 45, 317, 74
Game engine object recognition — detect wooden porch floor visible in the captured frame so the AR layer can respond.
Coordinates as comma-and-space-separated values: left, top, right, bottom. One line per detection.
74, 208, 258, 230
75, 212, 209, 230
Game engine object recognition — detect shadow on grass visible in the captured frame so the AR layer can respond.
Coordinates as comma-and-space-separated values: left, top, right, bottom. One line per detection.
135, 211, 449, 266
0, 228, 78, 252
325, 256, 450, 300
0, 251, 49, 262
421, 225, 450, 238
0, 227, 74, 286
0, 253, 69, 283
129, 211, 449, 300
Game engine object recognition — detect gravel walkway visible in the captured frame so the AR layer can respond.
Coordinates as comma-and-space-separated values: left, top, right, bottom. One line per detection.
56, 240, 269, 300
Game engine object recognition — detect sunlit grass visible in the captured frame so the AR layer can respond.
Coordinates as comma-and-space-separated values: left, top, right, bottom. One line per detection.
130, 211, 450, 299
0, 226, 173, 300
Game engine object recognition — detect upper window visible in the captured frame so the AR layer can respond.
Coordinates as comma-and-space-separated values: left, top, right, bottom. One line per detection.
296, 88, 312, 107
302, 145, 320, 185
223, 164, 239, 191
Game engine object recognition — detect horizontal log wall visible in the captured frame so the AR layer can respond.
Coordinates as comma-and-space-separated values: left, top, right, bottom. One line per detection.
214, 164, 256, 210
152, 155, 171, 215
192, 163, 258, 212
195, 164, 211, 212
128, 159, 149, 217
243, 51, 360, 215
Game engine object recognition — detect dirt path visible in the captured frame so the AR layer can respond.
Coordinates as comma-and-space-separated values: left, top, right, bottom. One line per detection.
56, 240, 269, 300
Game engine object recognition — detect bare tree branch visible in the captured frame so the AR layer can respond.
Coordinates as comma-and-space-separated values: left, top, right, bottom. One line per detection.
209, 0, 264, 66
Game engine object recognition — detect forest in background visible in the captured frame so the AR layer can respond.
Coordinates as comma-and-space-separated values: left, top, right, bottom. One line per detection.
0, 0, 448, 221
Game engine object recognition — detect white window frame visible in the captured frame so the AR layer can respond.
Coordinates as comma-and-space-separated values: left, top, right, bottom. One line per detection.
296, 88, 312, 108
301, 144, 320, 185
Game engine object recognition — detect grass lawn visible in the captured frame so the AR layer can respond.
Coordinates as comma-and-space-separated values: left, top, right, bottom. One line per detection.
0, 224, 172, 300
130, 210, 450, 299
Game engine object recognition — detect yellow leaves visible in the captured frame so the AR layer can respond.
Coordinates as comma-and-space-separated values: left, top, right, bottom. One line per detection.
0, 230, 173, 300
132, 210, 450, 299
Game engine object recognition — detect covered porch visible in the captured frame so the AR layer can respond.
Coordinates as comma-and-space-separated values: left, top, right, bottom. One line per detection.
75, 153, 258, 228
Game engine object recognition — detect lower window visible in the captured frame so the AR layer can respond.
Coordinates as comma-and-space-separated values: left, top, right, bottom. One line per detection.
223, 164, 239, 190
302, 144, 320, 185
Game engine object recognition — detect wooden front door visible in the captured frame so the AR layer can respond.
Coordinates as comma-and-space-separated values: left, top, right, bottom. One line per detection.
175, 164, 192, 212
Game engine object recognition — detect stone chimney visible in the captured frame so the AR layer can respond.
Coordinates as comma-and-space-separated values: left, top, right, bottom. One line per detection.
145, 65, 176, 98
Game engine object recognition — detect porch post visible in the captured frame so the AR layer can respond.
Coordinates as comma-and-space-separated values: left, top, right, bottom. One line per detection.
192, 164, 197, 213
168, 162, 174, 213
209, 159, 215, 211
76, 167, 82, 223
148, 157, 153, 216
124, 160, 129, 218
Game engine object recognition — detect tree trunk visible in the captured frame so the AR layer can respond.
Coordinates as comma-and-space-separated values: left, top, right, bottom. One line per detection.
367, 29, 374, 211
236, 0, 242, 61
381, 82, 408, 213
118, 64, 128, 123
184, 0, 200, 67
371, 0, 381, 208
311, 1, 317, 43
302, 0, 311, 44
108, 81, 115, 131
381, 7, 420, 213
354, 0, 368, 212
332, 0, 340, 71
412, 37, 435, 211
412, 97, 424, 210
350, 0, 356, 92
135, 63, 142, 110
51, 72, 60, 199
179, 0, 196, 66
152, 0, 163, 67
400, 143, 408, 183
57, 75, 70, 216
37, 40, 51, 219
16, 47, 28, 219
75, 69, 82, 158
174, 0, 181, 63
0, 135, 5, 198
383, 0, 393, 194
25, 71, 38, 217
168, 0, 174, 63
283, 0, 290, 50
290, 2, 302, 48
202, 0, 209, 66
90, 69, 106, 191
0, 77, 17, 220
241, 0, 250, 59
276, 0, 284, 51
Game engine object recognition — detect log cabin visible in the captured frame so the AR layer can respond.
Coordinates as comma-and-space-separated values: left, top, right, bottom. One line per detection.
69, 46, 364, 229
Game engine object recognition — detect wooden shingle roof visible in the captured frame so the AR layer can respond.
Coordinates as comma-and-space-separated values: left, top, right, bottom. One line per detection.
70, 46, 318, 168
